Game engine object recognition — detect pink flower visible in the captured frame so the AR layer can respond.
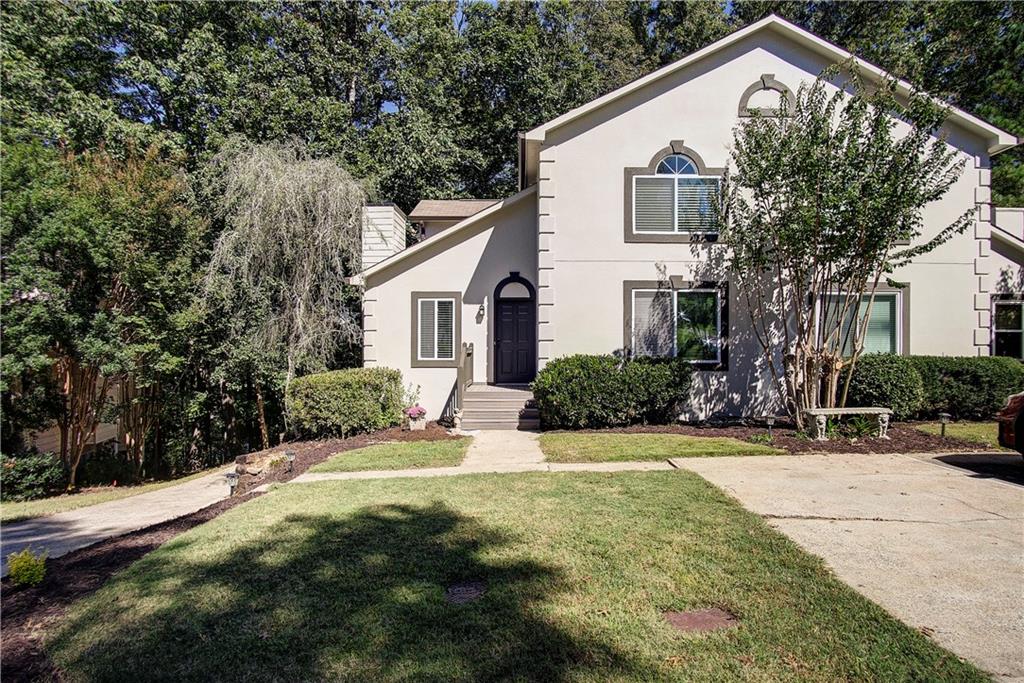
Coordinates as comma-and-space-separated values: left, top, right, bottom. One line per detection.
404, 405, 426, 419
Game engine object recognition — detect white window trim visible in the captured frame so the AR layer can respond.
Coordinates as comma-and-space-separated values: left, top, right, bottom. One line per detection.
992, 300, 1024, 359
417, 297, 456, 361
631, 288, 722, 364
816, 291, 903, 355
631, 174, 721, 235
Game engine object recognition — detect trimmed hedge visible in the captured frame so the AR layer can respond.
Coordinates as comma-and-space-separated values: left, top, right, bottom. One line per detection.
0, 452, 66, 501
845, 354, 924, 420
908, 356, 1024, 420
531, 354, 693, 429
286, 368, 404, 438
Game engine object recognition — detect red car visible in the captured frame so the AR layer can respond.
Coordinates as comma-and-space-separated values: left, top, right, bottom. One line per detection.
996, 392, 1024, 455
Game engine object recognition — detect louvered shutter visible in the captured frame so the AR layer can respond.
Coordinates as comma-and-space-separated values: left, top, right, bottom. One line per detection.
676, 178, 719, 232
634, 177, 675, 232
436, 299, 454, 359
419, 299, 435, 359
633, 290, 674, 356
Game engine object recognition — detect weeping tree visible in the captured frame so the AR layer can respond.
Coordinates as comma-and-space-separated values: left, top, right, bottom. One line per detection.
202, 138, 366, 446
722, 67, 972, 430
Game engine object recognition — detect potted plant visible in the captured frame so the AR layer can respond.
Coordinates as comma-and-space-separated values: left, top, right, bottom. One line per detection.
405, 404, 427, 430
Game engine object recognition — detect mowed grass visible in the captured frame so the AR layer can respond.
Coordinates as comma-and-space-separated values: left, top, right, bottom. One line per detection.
1, 465, 227, 524
916, 421, 1010, 451
309, 438, 470, 473
540, 432, 784, 463
46, 472, 980, 682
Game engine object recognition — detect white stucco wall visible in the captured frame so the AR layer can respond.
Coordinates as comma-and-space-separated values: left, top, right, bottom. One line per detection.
537, 28, 996, 418
362, 193, 538, 417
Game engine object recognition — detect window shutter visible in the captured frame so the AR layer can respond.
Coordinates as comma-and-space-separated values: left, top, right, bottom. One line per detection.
861, 294, 896, 354
676, 178, 719, 231
633, 290, 674, 356
634, 177, 674, 232
436, 299, 454, 359
419, 299, 435, 359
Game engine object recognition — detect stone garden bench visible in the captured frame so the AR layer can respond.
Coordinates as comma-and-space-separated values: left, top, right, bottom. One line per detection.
804, 407, 892, 441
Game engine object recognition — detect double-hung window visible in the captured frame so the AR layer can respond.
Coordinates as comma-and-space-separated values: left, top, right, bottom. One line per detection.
417, 297, 455, 361
993, 301, 1024, 359
819, 291, 902, 356
633, 154, 720, 234
632, 287, 723, 364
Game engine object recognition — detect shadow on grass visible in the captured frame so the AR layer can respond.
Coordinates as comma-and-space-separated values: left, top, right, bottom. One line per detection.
49, 502, 644, 681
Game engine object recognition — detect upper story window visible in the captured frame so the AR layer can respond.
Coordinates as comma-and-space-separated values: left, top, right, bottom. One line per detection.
634, 154, 720, 234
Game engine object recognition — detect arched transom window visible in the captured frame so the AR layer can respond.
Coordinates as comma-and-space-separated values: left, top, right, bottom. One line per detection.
656, 154, 698, 175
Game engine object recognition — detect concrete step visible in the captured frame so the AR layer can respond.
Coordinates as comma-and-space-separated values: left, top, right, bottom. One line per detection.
462, 407, 538, 418
462, 419, 541, 431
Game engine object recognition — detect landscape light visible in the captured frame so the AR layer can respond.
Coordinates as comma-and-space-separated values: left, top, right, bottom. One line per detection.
225, 471, 239, 496
938, 412, 951, 437
286, 450, 296, 472
764, 415, 775, 438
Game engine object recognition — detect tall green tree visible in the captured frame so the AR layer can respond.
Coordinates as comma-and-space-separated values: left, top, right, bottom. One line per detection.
1, 144, 204, 485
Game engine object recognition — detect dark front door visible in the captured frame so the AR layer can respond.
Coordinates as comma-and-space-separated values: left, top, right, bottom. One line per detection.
495, 298, 536, 384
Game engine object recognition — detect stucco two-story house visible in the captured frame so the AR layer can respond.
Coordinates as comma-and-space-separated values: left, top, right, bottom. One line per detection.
351, 15, 1022, 429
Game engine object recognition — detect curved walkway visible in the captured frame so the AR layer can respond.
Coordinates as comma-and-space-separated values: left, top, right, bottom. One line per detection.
1, 467, 234, 574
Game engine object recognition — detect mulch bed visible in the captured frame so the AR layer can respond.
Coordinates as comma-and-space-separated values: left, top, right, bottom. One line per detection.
560, 422, 987, 455
1, 422, 455, 682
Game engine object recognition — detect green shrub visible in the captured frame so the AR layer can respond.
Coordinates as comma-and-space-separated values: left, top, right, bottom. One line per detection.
0, 452, 66, 501
286, 368, 404, 438
846, 353, 924, 420
531, 354, 693, 429
7, 548, 47, 587
908, 356, 1024, 420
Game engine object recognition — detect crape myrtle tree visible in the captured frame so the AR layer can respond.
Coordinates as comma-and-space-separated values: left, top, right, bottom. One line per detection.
721, 67, 972, 430
201, 138, 366, 448
1, 143, 203, 486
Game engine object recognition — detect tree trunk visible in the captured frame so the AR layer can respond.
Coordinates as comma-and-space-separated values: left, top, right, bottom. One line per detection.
254, 381, 270, 451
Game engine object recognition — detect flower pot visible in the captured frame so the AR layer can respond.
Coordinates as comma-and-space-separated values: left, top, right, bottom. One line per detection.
409, 416, 426, 431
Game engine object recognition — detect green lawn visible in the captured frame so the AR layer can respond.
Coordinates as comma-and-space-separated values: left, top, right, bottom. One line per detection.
916, 421, 1010, 450
1, 465, 228, 524
46, 472, 979, 681
540, 432, 784, 463
308, 438, 470, 473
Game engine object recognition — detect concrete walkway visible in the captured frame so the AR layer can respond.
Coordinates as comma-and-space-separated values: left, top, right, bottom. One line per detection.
672, 452, 1024, 681
1, 467, 233, 574
284, 429, 675, 485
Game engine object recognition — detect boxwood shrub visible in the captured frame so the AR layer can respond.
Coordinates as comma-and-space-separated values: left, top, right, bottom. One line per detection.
845, 353, 924, 420
908, 356, 1024, 420
531, 354, 693, 429
286, 368, 404, 438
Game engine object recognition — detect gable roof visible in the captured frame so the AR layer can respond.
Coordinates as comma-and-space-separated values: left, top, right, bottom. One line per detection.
410, 199, 498, 221
353, 185, 536, 283
524, 15, 1019, 154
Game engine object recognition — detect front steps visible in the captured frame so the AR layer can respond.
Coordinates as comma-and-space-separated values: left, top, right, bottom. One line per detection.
461, 384, 539, 431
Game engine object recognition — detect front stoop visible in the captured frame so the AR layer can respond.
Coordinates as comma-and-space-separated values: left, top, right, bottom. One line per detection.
461, 384, 539, 430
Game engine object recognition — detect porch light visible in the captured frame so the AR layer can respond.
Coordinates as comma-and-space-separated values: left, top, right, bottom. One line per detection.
286, 450, 296, 472
938, 412, 951, 437
225, 471, 239, 497
478, 303, 485, 317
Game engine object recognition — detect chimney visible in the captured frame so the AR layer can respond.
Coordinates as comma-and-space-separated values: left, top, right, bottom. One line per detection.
361, 204, 408, 270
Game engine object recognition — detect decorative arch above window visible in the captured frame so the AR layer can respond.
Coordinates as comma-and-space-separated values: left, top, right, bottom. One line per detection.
738, 73, 796, 117
623, 141, 724, 244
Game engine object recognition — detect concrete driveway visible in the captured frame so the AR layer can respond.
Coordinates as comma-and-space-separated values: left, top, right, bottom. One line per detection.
672, 452, 1024, 681
1, 467, 233, 575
